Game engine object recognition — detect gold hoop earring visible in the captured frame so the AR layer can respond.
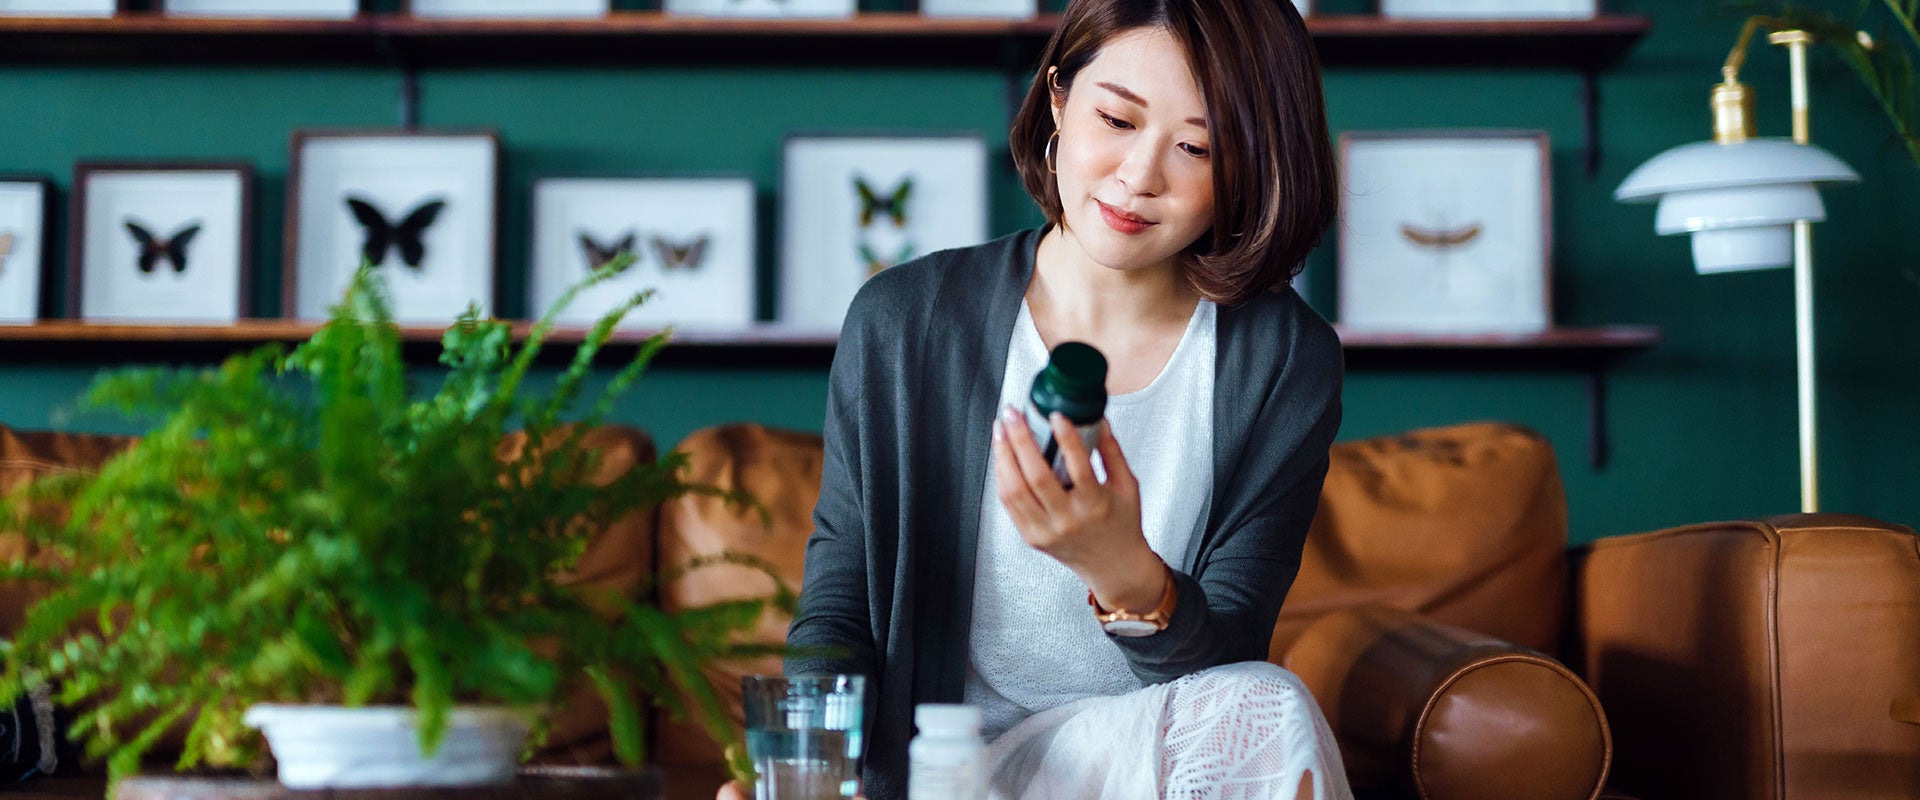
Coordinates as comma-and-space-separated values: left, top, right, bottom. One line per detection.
1045, 130, 1060, 175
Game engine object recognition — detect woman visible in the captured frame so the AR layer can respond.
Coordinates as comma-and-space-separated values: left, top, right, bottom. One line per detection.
725, 0, 1347, 797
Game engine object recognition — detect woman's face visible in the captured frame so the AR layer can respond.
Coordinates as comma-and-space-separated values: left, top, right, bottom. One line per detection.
1050, 26, 1215, 274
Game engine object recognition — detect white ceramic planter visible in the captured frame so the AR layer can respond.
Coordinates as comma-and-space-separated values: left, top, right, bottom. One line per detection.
243, 705, 532, 789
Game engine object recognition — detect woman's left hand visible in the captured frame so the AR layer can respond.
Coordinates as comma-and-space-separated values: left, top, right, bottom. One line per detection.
992, 403, 1167, 612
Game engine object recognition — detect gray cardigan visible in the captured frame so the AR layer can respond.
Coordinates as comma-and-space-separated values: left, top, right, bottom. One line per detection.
785, 227, 1343, 800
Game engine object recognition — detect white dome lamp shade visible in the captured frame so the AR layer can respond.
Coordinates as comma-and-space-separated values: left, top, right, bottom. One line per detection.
1615, 138, 1859, 274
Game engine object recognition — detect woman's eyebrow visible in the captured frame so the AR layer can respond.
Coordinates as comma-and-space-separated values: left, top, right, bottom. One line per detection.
1095, 81, 1207, 128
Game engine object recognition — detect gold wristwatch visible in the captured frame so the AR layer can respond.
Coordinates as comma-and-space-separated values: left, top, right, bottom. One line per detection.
1088, 561, 1178, 638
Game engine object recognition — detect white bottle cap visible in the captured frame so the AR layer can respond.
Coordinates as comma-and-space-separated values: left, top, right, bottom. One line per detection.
914, 704, 982, 734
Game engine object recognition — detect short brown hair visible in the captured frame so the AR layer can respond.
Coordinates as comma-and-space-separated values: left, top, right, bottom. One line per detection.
1009, 0, 1336, 307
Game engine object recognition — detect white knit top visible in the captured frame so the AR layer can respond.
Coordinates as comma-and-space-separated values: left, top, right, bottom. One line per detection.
963, 297, 1217, 740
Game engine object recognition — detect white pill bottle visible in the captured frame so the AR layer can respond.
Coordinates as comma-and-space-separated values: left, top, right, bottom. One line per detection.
907, 704, 988, 800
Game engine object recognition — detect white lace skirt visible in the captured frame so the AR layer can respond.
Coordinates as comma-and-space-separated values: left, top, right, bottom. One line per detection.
984, 662, 1353, 800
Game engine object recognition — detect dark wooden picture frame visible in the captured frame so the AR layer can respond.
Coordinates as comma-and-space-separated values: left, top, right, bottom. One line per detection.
284, 128, 502, 323
1335, 129, 1554, 334
68, 161, 255, 322
0, 173, 55, 322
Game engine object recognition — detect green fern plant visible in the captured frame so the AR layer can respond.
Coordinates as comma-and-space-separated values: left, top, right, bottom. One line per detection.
1738, 0, 1920, 168
0, 256, 783, 786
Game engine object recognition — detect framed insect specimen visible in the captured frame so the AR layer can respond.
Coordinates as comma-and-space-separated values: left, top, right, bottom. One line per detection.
780, 132, 988, 332
405, 0, 608, 18
0, 0, 120, 17
286, 130, 499, 324
70, 163, 253, 323
160, 0, 358, 18
661, 0, 853, 19
918, 0, 1036, 19
0, 176, 51, 324
1337, 130, 1552, 334
529, 175, 756, 331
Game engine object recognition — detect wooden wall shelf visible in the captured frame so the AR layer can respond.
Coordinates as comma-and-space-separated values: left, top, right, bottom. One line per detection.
0, 13, 1650, 69
0, 322, 1655, 469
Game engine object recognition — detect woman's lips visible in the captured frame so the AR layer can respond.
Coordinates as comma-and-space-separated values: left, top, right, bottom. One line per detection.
1097, 200, 1155, 235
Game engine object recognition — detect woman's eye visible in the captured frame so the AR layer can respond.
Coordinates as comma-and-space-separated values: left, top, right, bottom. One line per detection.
1097, 112, 1134, 130
1181, 143, 1210, 158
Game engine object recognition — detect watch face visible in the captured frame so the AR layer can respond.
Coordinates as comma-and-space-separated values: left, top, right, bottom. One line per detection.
1103, 619, 1161, 638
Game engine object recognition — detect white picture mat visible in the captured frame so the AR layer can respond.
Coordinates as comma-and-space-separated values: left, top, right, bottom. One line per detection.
780, 136, 988, 332
0, 0, 114, 16
919, 0, 1035, 19
662, 0, 853, 19
162, 0, 357, 18
410, 0, 608, 18
531, 178, 756, 331
81, 171, 245, 324
294, 135, 497, 324
1380, 0, 1593, 20
1339, 136, 1548, 334
0, 183, 46, 324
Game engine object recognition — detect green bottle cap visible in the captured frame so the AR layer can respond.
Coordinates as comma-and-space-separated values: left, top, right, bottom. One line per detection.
1042, 342, 1107, 400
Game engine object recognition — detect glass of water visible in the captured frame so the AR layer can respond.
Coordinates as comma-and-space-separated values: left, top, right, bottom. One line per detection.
741, 674, 866, 800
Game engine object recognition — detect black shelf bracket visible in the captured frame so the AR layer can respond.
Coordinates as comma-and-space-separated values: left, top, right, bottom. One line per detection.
374, 32, 421, 131
1581, 68, 1602, 178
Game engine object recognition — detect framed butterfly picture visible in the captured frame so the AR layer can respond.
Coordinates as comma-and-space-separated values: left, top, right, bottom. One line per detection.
1337, 130, 1552, 334
662, 0, 853, 19
405, 0, 609, 18
530, 175, 756, 331
0, 176, 53, 324
780, 133, 989, 332
286, 130, 500, 324
160, 0, 358, 19
70, 163, 253, 323
0, 0, 120, 17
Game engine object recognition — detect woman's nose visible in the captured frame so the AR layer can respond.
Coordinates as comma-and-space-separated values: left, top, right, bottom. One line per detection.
1115, 141, 1166, 197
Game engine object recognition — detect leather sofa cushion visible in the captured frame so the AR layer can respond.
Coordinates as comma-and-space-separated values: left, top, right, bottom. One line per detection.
0, 425, 137, 634
1573, 514, 1920, 800
652, 424, 822, 768
1286, 606, 1610, 800
1274, 422, 1569, 661
502, 425, 661, 766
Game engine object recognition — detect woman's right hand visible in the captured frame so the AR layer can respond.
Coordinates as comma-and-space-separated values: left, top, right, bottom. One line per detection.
717, 781, 749, 800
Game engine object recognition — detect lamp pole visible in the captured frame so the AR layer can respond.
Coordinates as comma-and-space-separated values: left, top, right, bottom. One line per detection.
1773, 29, 1819, 513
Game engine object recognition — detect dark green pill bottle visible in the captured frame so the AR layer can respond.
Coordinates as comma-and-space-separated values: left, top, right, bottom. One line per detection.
1024, 341, 1108, 488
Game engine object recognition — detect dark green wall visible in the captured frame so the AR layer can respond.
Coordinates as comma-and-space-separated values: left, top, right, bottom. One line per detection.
3, 0, 1915, 543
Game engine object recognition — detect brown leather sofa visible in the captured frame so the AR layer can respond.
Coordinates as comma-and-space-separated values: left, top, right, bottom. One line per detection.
5, 421, 1917, 800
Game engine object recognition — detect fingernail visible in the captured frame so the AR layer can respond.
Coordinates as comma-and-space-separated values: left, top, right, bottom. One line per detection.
1002, 404, 1021, 425
1050, 411, 1067, 427
992, 419, 1006, 442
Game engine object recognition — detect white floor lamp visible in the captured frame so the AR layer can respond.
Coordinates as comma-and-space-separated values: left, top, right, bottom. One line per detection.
1613, 18, 1862, 514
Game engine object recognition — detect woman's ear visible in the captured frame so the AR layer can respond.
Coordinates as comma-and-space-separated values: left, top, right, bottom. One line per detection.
1048, 67, 1065, 127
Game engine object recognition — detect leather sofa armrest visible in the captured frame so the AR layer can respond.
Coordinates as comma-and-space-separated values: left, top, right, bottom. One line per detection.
1283, 606, 1611, 800
1896, 697, 1920, 726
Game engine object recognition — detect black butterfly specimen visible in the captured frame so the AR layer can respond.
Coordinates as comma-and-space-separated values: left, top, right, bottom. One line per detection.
0, 232, 12, 276
346, 195, 447, 270
854, 176, 913, 228
652, 234, 710, 272
124, 219, 202, 274
579, 230, 637, 270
